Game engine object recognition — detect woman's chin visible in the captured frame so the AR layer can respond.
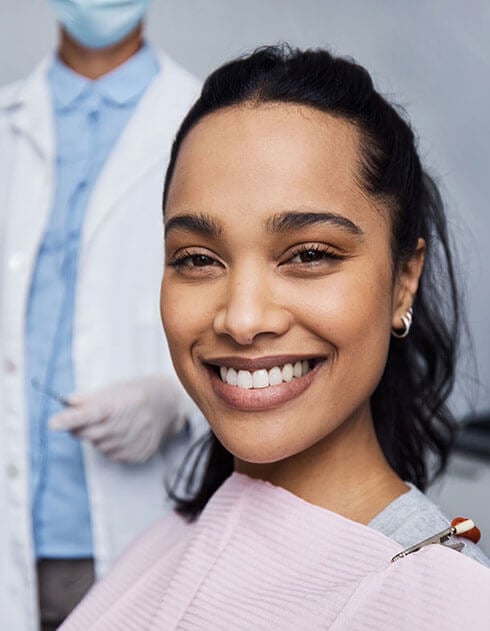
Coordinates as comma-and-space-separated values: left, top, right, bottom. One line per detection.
218, 434, 302, 466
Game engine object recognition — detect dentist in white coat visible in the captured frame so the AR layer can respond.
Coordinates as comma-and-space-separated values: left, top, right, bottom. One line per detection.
0, 1, 203, 629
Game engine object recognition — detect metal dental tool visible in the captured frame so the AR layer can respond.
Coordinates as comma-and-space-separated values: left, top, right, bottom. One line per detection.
391, 518, 478, 563
31, 377, 73, 408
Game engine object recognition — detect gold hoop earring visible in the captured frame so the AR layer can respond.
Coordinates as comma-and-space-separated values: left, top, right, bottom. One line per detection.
392, 307, 413, 339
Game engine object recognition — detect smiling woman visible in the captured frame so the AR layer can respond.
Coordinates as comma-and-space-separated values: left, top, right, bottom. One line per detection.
61, 45, 490, 630
163, 104, 408, 487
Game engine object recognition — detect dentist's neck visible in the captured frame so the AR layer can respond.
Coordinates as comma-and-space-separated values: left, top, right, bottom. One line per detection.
57, 24, 144, 80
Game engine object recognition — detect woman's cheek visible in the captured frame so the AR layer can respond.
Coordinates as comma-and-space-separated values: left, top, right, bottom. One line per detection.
289, 268, 393, 367
162, 281, 212, 360
287, 275, 365, 336
161, 283, 190, 356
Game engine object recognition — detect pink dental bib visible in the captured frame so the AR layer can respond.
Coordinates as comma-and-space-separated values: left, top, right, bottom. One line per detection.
62, 472, 490, 630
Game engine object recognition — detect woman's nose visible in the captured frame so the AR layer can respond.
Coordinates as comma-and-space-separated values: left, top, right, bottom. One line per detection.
213, 270, 291, 345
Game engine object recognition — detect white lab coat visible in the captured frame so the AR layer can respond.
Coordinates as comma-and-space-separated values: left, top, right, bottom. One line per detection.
0, 52, 201, 630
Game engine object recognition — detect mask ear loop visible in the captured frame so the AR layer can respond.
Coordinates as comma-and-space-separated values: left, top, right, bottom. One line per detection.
392, 307, 413, 339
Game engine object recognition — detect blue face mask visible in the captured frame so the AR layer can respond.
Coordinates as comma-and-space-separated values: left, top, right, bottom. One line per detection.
48, 0, 151, 49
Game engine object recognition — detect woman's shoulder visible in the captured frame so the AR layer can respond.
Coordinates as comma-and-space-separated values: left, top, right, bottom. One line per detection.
112, 509, 192, 574
339, 539, 490, 630
369, 483, 490, 567
60, 510, 194, 629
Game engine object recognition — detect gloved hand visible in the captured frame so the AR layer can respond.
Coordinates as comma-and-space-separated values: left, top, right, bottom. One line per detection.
49, 376, 189, 463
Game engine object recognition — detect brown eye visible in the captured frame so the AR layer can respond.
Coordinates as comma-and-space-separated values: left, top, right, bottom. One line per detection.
288, 245, 344, 265
297, 249, 326, 263
191, 254, 214, 267
168, 250, 222, 274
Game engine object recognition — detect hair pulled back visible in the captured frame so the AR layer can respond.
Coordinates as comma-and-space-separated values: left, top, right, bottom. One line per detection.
164, 45, 460, 518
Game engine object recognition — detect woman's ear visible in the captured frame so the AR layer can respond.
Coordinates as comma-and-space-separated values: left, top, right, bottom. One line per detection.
392, 238, 425, 330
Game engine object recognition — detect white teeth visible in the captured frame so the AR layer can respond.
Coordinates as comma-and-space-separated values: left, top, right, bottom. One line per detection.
226, 367, 238, 386
282, 363, 294, 382
252, 369, 269, 389
237, 370, 253, 389
268, 366, 283, 386
218, 359, 317, 390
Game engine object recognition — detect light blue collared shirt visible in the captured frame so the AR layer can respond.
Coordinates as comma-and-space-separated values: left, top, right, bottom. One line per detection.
25, 45, 159, 558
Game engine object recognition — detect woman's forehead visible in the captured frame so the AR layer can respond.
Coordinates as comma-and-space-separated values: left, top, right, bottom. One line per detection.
168, 104, 359, 212
167, 104, 361, 199
165, 103, 388, 233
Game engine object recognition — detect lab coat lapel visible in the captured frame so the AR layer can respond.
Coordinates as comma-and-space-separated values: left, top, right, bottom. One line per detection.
82, 54, 195, 247
1, 60, 55, 329
3, 58, 54, 161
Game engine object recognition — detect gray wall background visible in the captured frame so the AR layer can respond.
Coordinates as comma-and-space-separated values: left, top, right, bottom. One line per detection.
1, 1, 489, 548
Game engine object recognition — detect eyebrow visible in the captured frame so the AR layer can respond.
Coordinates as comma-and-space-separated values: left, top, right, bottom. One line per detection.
266, 211, 363, 236
165, 214, 223, 239
164, 209, 363, 240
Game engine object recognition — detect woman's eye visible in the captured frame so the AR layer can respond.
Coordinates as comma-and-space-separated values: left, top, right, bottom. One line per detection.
293, 249, 326, 263
175, 254, 213, 268
187, 254, 214, 267
168, 251, 221, 273
289, 247, 344, 265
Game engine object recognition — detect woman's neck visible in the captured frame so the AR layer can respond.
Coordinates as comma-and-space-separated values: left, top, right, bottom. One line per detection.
236, 412, 409, 524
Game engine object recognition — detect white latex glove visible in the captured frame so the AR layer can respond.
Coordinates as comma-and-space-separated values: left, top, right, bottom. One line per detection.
49, 376, 188, 463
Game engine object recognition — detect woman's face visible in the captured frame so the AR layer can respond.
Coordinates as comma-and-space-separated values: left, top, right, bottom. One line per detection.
162, 104, 419, 465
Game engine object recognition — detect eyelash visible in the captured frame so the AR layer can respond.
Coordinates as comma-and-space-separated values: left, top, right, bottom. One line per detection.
168, 244, 346, 272
287, 244, 346, 265
168, 249, 219, 271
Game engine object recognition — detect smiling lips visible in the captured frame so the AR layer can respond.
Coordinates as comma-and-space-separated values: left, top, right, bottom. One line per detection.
207, 357, 325, 410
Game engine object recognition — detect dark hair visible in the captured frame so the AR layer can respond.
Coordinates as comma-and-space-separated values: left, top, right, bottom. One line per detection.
164, 45, 460, 518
